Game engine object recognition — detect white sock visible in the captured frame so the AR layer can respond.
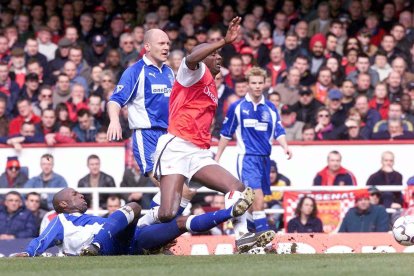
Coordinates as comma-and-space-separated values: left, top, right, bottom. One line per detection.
152, 192, 161, 205
232, 213, 248, 239
137, 206, 160, 227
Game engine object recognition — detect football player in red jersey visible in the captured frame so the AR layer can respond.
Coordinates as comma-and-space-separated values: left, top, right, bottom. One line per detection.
151, 17, 275, 252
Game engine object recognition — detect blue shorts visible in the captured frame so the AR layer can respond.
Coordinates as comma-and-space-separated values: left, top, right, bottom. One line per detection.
132, 128, 167, 176
237, 155, 271, 195
99, 220, 138, 256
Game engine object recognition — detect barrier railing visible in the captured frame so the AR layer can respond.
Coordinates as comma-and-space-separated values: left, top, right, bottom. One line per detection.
0, 186, 407, 216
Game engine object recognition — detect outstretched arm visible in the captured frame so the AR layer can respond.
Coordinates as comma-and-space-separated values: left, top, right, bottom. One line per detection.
186, 17, 241, 70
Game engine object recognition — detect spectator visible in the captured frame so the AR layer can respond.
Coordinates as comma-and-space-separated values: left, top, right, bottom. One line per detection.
20, 72, 41, 102
119, 33, 138, 68
104, 49, 123, 81
95, 127, 109, 143
266, 46, 286, 87
0, 191, 37, 239
327, 89, 347, 128
0, 61, 20, 116
68, 46, 91, 89
294, 21, 310, 49
103, 195, 122, 218
380, 34, 402, 62
272, 12, 288, 46
0, 156, 28, 189
371, 51, 392, 82
120, 161, 151, 208
386, 70, 404, 102
354, 95, 381, 138
346, 53, 380, 87
52, 73, 71, 108
372, 118, 414, 140
283, 32, 307, 68
0, 96, 8, 138
37, 26, 57, 62
291, 87, 323, 125
55, 103, 71, 127
78, 154, 116, 208
89, 66, 104, 96
24, 154, 68, 210
9, 47, 26, 89
368, 186, 381, 206
369, 83, 390, 120
32, 85, 54, 116
314, 107, 341, 140
224, 55, 244, 89
287, 196, 323, 233
308, 2, 331, 36
356, 29, 377, 58
290, 55, 315, 86
25, 192, 47, 232
309, 34, 327, 77
373, 102, 414, 134
88, 93, 106, 126
280, 105, 304, 141
366, 151, 403, 209
325, 56, 345, 87
267, 92, 281, 110
274, 67, 301, 106
313, 150, 357, 186
65, 84, 88, 123
325, 33, 341, 61
24, 38, 47, 72
8, 98, 41, 136
63, 60, 88, 94
44, 123, 76, 146
35, 108, 58, 136
45, 38, 71, 85
302, 124, 316, 141
78, 13, 96, 44
339, 191, 389, 232
5, 122, 44, 150
340, 80, 356, 112
310, 66, 335, 103
73, 109, 101, 143
84, 35, 109, 68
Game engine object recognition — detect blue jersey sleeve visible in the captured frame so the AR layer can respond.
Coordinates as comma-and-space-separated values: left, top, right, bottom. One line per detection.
109, 63, 143, 107
273, 106, 286, 139
25, 216, 64, 256
220, 102, 239, 139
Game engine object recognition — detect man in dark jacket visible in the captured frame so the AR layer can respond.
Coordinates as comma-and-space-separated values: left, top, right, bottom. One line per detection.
366, 151, 403, 208
339, 191, 389, 232
0, 191, 37, 239
290, 87, 324, 126
313, 151, 357, 186
78, 155, 116, 208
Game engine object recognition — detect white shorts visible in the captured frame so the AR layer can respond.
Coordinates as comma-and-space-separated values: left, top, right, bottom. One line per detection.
153, 133, 217, 188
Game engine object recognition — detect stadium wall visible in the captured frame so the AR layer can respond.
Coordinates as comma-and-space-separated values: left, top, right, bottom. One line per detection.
1, 141, 414, 187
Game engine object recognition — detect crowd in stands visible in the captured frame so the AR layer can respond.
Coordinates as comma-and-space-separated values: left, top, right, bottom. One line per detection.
3, 0, 414, 239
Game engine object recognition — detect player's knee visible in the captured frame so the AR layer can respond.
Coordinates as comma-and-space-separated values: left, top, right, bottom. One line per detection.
233, 181, 245, 192
176, 216, 188, 231
158, 208, 177, 222
126, 202, 142, 218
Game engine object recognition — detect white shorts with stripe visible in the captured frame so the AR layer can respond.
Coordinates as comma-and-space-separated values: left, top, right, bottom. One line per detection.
153, 133, 217, 188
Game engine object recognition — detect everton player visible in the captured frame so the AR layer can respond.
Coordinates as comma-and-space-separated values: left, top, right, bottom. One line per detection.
12, 187, 254, 256
215, 67, 292, 232
150, 17, 275, 252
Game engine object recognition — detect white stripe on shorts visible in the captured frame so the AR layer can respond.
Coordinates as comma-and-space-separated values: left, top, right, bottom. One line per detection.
135, 129, 147, 172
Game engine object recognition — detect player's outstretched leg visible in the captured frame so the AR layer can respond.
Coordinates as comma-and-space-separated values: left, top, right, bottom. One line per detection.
80, 203, 141, 256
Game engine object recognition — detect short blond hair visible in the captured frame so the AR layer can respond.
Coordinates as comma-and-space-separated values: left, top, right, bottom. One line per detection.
246, 66, 267, 82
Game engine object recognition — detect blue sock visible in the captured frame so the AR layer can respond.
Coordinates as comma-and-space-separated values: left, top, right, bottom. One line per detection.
253, 211, 270, 232
150, 200, 158, 208
187, 208, 233, 232
93, 209, 131, 247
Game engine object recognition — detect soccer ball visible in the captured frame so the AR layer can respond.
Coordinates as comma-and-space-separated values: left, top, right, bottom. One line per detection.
392, 216, 414, 246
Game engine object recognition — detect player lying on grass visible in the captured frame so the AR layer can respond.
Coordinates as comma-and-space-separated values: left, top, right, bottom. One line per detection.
12, 187, 265, 256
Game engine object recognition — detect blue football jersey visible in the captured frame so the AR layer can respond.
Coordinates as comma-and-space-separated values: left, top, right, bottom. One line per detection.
220, 93, 286, 155
25, 213, 106, 256
109, 55, 175, 129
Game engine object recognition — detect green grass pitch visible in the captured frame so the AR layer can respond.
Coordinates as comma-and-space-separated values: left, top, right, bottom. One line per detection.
1, 254, 414, 276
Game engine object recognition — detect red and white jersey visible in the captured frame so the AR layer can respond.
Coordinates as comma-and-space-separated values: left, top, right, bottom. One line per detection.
168, 58, 218, 149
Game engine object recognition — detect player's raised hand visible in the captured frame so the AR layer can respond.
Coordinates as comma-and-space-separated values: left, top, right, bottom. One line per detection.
224, 17, 241, 44
107, 120, 123, 141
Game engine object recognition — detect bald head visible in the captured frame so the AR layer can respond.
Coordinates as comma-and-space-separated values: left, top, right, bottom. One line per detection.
143, 29, 170, 67
52, 188, 88, 214
144, 29, 168, 44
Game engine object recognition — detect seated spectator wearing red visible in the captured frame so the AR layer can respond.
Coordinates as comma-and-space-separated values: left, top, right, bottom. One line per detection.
25, 192, 47, 233
266, 46, 286, 87
224, 55, 244, 89
287, 196, 323, 233
65, 83, 88, 123
313, 150, 357, 186
369, 82, 390, 120
0, 191, 37, 240
0, 156, 28, 189
8, 98, 41, 136
9, 47, 26, 89
310, 66, 336, 103
366, 151, 403, 209
339, 191, 389, 232
78, 154, 116, 208
0, 61, 19, 117
44, 123, 76, 146
73, 109, 101, 143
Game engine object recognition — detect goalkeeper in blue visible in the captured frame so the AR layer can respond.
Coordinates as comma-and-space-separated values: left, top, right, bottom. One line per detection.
215, 67, 292, 232
13, 187, 272, 256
